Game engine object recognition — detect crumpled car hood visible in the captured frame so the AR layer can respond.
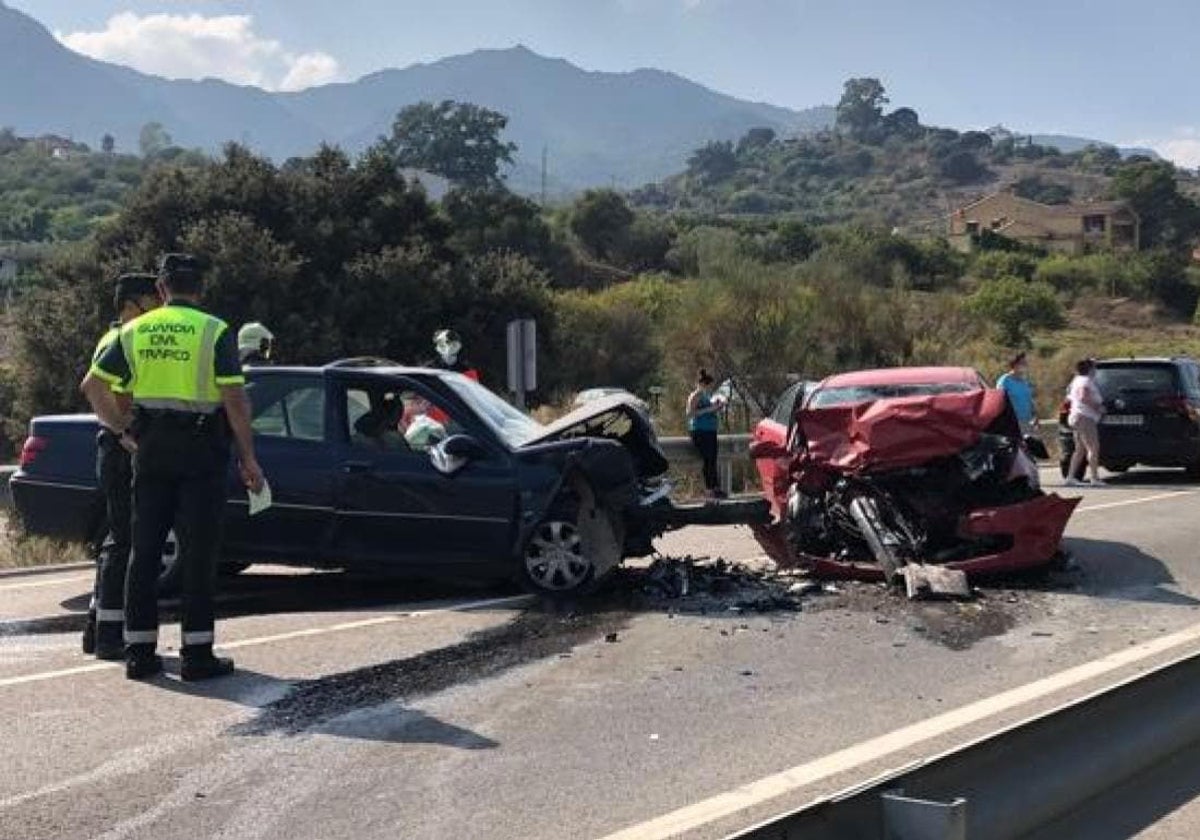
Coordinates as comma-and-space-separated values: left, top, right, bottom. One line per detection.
800, 389, 1013, 474
520, 393, 669, 478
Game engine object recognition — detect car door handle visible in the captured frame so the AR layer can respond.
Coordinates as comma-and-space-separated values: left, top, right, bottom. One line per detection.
341, 460, 373, 474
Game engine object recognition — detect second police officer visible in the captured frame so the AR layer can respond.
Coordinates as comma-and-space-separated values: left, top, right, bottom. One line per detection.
82, 254, 265, 681
82, 273, 162, 659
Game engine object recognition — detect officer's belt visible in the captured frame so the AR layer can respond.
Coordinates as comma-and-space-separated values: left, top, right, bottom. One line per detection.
134, 398, 222, 415
135, 407, 226, 434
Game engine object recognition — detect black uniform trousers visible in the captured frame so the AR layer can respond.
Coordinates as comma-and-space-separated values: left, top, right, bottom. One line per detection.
91, 431, 133, 645
125, 413, 229, 655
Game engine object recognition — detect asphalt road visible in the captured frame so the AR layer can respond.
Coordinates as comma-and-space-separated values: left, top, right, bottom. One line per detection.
5, 469, 1200, 840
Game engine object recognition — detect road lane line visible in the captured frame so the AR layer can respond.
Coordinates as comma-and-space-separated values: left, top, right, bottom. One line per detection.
0, 593, 533, 689
1075, 490, 1198, 513
596, 618, 1200, 840
0, 573, 91, 593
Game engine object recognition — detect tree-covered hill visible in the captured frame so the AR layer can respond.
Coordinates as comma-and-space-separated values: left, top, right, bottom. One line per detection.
633, 79, 1197, 231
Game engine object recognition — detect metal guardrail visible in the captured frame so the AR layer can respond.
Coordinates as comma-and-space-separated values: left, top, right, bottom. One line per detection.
659, 434, 753, 495
725, 647, 1200, 840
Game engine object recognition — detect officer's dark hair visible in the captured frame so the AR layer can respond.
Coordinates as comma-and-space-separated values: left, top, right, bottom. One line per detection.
158, 253, 204, 295
1075, 357, 1096, 376
114, 273, 158, 313
1009, 351, 1027, 369
697, 368, 715, 386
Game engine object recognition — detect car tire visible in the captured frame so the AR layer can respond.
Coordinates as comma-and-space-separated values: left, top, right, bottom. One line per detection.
519, 500, 600, 598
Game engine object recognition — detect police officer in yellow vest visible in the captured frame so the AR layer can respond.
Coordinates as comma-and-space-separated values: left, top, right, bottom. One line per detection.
82, 254, 265, 681
82, 273, 162, 660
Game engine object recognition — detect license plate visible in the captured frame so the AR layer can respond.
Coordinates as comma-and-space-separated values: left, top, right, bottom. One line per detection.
1102, 414, 1144, 426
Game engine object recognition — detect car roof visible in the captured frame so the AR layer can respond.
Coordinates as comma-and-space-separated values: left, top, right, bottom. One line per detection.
1097, 357, 1193, 367
817, 366, 982, 389
247, 362, 449, 378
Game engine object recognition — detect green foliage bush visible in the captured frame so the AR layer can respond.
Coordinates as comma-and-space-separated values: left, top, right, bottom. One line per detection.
973, 251, 1040, 281
967, 276, 1065, 345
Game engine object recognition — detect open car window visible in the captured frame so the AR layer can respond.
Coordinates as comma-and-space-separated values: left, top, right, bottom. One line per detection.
248, 376, 325, 443
808, 382, 977, 408
343, 383, 465, 454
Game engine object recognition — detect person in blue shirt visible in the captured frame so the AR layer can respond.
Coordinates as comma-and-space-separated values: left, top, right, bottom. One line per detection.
996, 352, 1038, 433
686, 368, 725, 499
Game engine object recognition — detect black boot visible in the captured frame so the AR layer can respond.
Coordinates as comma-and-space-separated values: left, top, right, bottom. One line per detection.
125, 645, 163, 680
94, 624, 124, 661
181, 645, 234, 682
81, 614, 96, 655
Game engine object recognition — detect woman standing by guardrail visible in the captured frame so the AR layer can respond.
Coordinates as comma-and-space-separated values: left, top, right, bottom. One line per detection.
686, 368, 726, 500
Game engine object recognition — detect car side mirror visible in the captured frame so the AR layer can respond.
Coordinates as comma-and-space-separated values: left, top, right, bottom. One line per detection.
430, 434, 486, 476
749, 439, 788, 460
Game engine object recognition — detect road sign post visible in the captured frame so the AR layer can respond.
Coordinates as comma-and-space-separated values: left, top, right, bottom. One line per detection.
506, 318, 537, 409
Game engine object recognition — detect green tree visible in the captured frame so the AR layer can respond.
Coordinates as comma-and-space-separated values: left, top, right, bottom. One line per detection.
442, 187, 556, 264
881, 107, 921, 139
549, 290, 661, 396
138, 122, 172, 158
570, 189, 635, 262
0, 127, 20, 154
937, 150, 988, 184
835, 78, 888, 140
686, 140, 737, 183
1110, 160, 1200, 250
967, 276, 1064, 345
736, 127, 777, 156
383, 100, 517, 189
1012, 175, 1072, 205
101, 134, 115, 155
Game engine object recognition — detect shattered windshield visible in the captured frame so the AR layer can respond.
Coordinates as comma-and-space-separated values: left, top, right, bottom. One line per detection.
808, 382, 978, 408
442, 373, 544, 448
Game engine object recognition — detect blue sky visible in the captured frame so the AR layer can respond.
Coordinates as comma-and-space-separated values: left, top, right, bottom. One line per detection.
11, 0, 1200, 165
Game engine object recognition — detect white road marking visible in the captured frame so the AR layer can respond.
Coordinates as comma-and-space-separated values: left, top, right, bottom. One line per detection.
596, 619, 1200, 840
0, 594, 532, 689
0, 573, 91, 593
1075, 490, 1198, 514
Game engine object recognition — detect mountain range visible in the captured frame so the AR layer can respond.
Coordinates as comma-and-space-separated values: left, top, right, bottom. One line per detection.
0, 1, 1155, 191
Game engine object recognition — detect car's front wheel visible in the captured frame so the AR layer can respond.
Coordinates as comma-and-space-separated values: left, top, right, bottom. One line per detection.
520, 517, 597, 596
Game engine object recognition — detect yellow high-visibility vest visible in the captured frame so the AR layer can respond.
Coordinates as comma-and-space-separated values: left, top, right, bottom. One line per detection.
92, 325, 127, 395
117, 305, 239, 413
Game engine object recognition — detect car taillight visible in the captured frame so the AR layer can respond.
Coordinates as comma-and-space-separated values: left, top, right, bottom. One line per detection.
19, 436, 47, 467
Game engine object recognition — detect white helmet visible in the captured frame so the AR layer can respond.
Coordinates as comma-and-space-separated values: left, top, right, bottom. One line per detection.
238, 322, 274, 359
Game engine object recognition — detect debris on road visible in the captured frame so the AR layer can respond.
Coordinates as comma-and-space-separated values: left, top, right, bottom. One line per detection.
900, 564, 972, 601
630, 556, 806, 615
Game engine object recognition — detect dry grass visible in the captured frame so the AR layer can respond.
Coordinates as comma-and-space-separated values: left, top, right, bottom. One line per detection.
0, 519, 88, 569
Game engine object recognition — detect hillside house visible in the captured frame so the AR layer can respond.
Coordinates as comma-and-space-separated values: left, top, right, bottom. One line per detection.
948, 192, 1140, 254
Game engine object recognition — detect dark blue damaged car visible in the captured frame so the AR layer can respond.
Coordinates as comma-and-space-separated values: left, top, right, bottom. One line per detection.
11, 360, 766, 596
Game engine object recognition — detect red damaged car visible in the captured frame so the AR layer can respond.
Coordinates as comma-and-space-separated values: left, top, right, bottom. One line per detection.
750, 367, 1078, 582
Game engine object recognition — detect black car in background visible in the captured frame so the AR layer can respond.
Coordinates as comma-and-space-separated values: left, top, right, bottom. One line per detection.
1059, 357, 1200, 478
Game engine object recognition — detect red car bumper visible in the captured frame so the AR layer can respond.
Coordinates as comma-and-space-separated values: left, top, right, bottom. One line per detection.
752, 493, 1080, 581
